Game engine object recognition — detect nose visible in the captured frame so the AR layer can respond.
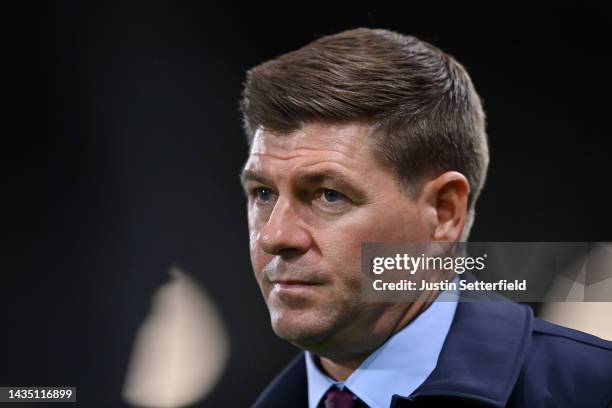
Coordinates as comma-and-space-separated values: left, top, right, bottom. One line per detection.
257, 197, 312, 257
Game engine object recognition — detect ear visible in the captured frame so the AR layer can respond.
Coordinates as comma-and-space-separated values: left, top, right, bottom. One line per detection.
420, 171, 470, 242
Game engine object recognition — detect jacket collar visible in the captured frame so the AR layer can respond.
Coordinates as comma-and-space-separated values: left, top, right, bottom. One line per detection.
400, 293, 533, 407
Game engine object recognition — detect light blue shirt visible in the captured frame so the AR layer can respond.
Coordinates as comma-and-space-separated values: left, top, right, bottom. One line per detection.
305, 283, 459, 408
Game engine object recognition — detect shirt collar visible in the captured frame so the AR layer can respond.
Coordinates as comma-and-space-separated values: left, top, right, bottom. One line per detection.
305, 283, 459, 408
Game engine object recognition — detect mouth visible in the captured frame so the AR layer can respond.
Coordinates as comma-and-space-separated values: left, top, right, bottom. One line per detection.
271, 279, 321, 290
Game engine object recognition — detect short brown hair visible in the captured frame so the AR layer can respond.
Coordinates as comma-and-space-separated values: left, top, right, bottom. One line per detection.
239, 28, 489, 240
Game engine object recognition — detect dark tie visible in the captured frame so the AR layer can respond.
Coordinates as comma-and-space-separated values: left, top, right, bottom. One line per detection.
323, 387, 366, 408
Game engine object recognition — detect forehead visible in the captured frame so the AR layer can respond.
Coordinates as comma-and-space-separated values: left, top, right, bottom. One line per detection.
244, 122, 380, 174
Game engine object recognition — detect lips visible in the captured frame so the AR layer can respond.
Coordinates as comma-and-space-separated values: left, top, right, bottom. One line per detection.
272, 279, 319, 286
269, 278, 325, 294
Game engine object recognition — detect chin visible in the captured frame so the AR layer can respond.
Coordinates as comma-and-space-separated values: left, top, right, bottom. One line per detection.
269, 308, 332, 348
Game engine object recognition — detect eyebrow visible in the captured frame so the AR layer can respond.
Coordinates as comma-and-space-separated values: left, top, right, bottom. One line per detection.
240, 167, 368, 201
294, 168, 358, 190
239, 169, 271, 188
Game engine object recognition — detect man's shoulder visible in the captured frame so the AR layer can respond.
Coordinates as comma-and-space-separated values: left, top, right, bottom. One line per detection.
527, 316, 612, 375
495, 302, 612, 406
413, 299, 612, 407
531, 316, 612, 352
526, 317, 612, 380
507, 316, 612, 407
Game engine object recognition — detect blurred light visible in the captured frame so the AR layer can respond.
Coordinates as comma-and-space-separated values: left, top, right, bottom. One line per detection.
123, 265, 229, 407
539, 302, 612, 341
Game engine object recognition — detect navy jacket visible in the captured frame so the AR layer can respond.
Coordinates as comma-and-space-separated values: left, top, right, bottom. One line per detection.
253, 299, 612, 407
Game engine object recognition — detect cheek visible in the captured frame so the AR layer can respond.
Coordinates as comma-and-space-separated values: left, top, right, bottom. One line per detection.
364, 204, 424, 241
316, 229, 364, 295
319, 206, 424, 271
248, 230, 268, 282
248, 230, 258, 261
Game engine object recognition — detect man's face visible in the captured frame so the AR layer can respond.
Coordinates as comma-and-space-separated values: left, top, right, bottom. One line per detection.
241, 122, 432, 354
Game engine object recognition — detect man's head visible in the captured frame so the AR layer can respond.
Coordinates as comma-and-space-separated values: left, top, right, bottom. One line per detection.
239, 28, 488, 358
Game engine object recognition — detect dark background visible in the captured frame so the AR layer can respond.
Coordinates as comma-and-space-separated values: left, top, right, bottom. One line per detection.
3, 2, 611, 407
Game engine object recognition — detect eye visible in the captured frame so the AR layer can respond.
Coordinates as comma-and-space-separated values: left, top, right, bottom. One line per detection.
313, 188, 351, 214
252, 187, 275, 203
314, 188, 350, 206
321, 189, 346, 203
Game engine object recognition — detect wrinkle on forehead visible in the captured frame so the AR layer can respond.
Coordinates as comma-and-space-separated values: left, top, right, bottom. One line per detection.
249, 122, 376, 160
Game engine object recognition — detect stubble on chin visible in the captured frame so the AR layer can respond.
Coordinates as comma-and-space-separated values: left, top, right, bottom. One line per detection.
267, 301, 341, 349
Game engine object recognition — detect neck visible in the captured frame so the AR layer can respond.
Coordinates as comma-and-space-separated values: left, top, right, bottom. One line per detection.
317, 352, 370, 382
316, 295, 436, 381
